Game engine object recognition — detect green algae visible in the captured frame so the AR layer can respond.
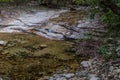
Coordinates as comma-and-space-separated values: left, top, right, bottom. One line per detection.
0, 33, 85, 80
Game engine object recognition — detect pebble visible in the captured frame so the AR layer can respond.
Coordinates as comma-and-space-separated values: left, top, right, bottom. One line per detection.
38, 76, 49, 80
40, 44, 47, 48
109, 66, 114, 72
56, 77, 67, 80
0, 40, 7, 46
76, 70, 88, 77
49, 77, 56, 80
81, 61, 91, 67
88, 74, 99, 80
63, 73, 75, 79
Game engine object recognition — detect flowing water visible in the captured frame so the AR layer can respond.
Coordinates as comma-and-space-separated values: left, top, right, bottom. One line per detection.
0, 6, 89, 79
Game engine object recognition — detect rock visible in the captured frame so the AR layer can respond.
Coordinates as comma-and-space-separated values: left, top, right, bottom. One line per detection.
0, 76, 11, 80
56, 77, 67, 80
81, 61, 91, 68
88, 74, 100, 80
0, 18, 2, 22
0, 40, 7, 46
76, 70, 88, 77
40, 44, 47, 49
69, 77, 87, 80
37, 27, 65, 40
49, 77, 56, 80
116, 46, 120, 56
0, 77, 3, 80
47, 33, 64, 40
38, 76, 49, 80
53, 74, 62, 79
50, 73, 74, 80
49, 76, 67, 80
63, 73, 75, 79
109, 66, 114, 72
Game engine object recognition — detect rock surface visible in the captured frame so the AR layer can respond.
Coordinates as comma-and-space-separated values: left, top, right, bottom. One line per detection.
0, 40, 7, 46
81, 60, 91, 68
0, 6, 105, 40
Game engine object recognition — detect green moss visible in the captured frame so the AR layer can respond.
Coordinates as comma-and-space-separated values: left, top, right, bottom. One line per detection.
0, 33, 85, 80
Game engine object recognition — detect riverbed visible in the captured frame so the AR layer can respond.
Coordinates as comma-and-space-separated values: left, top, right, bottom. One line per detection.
0, 6, 89, 80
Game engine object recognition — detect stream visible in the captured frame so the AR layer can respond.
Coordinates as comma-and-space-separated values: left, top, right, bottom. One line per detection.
0, 6, 97, 40
0, 6, 104, 80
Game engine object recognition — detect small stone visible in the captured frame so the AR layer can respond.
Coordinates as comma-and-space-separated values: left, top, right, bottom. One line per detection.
81, 61, 91, 67
76, 70, 88, 77
56, 77, 67, 80
119, 75, 120, 78
40, 44, 47, 49
63, 73, 75, 79
0, 41, 7, 46
0, 18, 2, 22
109, 66, 114, 72
49, 77, 56, 80
88, 74, 100, 80
116, 46, 120, 52
53, 74, 62, 79
38, 76, 49, 80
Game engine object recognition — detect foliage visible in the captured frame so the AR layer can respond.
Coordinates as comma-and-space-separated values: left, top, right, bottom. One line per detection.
99, 45, 117, 60
73, 0, 89, 5
74, 0, 120, 60
75, 0, 120, 27
0, 0, 13, 2
98, 46, 108, 59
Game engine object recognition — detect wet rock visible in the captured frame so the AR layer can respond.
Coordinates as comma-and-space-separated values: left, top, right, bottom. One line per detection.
36, 27, 65, 40
47, 33, 64, 40
0, 40, 7, 46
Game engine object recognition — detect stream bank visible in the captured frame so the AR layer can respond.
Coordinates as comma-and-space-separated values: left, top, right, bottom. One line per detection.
0, 6, 91, 80
0, 33, 88, 80
0, 5, 116, 80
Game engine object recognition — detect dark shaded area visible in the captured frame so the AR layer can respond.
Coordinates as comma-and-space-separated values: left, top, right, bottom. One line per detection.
75, 39, 103, 57
101, 0, 120, 16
